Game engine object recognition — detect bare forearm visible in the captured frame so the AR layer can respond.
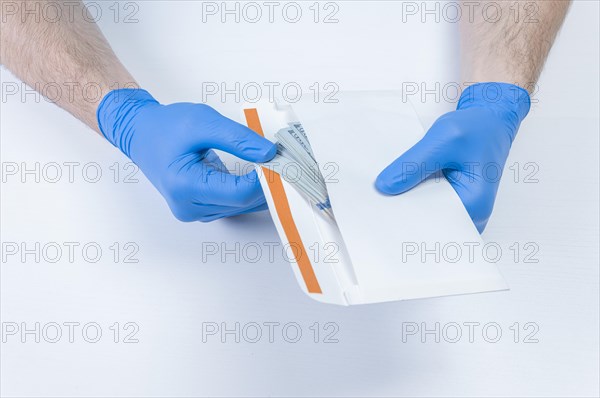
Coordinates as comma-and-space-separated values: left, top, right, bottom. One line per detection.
0, 0, 136, 132
460, 0, 570, 91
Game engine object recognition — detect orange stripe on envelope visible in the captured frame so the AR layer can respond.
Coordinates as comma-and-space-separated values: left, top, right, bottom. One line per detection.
244, 108, 322, 294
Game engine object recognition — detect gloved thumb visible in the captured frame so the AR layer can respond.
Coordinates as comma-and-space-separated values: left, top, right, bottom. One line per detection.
375, 138, 446, 195
208, 117, 277, 163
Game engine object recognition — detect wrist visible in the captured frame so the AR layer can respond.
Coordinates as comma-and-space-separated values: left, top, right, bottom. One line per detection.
458, 82, 531, 124
96, 88, 159, 157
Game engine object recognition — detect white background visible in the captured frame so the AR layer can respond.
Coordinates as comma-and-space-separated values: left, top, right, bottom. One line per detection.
1, 1, 599, 396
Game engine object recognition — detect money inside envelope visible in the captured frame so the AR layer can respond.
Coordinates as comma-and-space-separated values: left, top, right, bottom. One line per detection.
259, 122, 334, 219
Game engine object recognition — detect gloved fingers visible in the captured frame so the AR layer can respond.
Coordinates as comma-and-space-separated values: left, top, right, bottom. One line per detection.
241, 201, 269, 214
443, 169, 496, 233
170, 204, 245, 223
204, 117, 277, 163
185, 205, 237, 222
168, 194, 267, 222
194, 168, 267, 208
375, 139, 447, 195
209, 200, 270, 220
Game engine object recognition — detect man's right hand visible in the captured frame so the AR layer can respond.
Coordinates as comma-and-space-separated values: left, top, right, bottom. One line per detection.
97, 89, 277, 222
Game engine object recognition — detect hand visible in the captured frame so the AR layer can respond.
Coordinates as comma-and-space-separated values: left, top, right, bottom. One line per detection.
375, 83, 530, 233
97, 89, 277, 222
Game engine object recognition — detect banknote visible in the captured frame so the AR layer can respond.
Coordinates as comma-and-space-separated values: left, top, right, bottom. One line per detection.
259, 122, 333, 219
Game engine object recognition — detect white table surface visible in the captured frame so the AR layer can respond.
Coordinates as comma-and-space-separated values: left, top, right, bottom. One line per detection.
1, 1, 598, 396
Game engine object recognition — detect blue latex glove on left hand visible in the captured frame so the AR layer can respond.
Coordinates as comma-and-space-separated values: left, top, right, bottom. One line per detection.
97, 89, 277, 222
375, 82, 530, 233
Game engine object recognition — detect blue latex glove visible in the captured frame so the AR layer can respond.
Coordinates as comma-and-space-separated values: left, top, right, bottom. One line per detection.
375, 82, 530, 233
97, 88, 277, 222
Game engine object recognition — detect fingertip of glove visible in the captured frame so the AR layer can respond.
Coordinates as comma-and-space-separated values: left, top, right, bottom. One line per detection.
254, 142, 277, 162
375, 174, 399, 195
474, 218, 488, 234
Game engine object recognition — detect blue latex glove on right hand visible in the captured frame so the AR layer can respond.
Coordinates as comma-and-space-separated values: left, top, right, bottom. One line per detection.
97, 89, 277, 222
376, 82, 530, 233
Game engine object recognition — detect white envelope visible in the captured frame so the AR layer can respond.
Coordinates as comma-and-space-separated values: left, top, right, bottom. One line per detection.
243, 91, 508, 305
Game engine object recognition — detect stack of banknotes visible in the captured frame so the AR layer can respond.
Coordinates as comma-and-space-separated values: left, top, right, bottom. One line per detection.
259, 122, 334, 219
